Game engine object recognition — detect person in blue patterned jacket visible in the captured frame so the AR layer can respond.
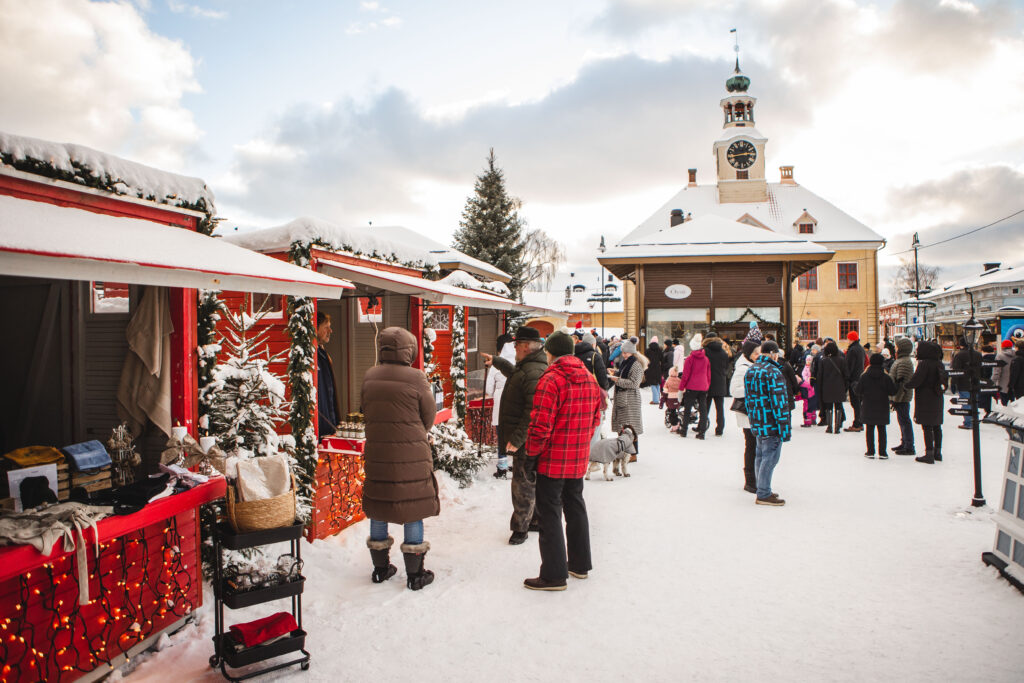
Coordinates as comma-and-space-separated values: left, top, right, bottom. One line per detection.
743, 340, 792, 506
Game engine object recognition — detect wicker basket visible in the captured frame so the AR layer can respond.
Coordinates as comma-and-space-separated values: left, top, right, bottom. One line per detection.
227, 472, 297, 534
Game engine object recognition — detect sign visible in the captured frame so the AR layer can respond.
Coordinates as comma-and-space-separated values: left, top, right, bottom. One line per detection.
949, 408, 972, 416
948, 370, 965, 377
664, 284, 692, 300
981, 361, 1001, 368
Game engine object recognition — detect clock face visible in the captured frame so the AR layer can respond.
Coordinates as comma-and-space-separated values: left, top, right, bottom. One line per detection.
727, 140, 757, 169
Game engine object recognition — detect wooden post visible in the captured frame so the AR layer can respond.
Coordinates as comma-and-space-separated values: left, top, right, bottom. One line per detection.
169, 287, 197, 435
410, 296, 424, 370
636, 265, 646, 340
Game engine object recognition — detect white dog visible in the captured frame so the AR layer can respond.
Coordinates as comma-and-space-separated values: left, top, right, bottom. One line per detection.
586, 426, 637, 481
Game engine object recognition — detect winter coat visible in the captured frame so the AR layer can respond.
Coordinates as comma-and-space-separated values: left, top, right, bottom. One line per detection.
485, 342, 516, 427
906, 340, 948, 426
779, 359, 802, 411
679, 348, 711, 392
789, 344, 805, 369
1010, 348, 1024, 400
950, 347, 981, 393
360, 327, 438, 525
575, 340, 611, 391
993, 348, 1016, 393
730, 353, 754, 429
703, 338, 732, 397
662, 346, 675, 379
316, 346, 341, 437
525, 355, 604, 479
800, 363, 819, 411
744, 356, 792, 441
818, 353, 850, 404
492, 347, 549, 451
855, 365, 897, 425
643, 342, 663, 388
845, 341, 866, 386
663, 375, 681, 394
610, 355, 644, 434
596, 339, 610, 366
888, 338, 915, 403
673, 345, 686, 373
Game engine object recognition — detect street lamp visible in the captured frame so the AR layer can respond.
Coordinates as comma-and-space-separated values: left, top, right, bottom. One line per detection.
948, 289, 991, 507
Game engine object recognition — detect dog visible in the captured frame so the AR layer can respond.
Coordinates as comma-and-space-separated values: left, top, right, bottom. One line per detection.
587, 426, 637, 481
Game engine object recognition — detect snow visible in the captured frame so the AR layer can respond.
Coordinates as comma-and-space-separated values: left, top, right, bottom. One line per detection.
436, 270, 511, 297
925, 263, 1023, 297
121, 396, 1023, 682
0, 130, 215, 211
365, 225, 513, 282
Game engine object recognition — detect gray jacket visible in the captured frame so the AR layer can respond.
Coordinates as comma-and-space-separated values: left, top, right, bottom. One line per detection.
993, 348, 1016, 393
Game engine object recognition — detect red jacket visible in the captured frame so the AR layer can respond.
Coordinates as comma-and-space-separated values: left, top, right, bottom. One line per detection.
525, 355, 603, 479
678, 348, 711, 392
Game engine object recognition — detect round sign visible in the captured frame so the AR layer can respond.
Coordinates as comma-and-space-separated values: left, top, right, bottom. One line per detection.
665, 284, 692, 300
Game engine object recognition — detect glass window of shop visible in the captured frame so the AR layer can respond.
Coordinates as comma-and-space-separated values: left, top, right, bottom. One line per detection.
713, 307, 782, 324
646, 308, 710, 357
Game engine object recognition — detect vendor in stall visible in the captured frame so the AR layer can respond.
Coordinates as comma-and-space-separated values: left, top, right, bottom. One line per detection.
317, 312, 342, 438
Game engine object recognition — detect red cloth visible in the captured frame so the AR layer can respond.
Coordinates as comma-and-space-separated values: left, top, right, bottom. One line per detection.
229, 611, 298, 648
678, 349, 711, 391
525, 355, 602, 479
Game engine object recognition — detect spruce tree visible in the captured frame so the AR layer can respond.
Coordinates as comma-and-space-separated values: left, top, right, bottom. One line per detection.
453, 149, 526, 300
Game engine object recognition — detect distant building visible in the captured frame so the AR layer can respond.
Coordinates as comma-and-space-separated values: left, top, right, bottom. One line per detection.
523, 281, 625, 338
922, 262, 1024, 349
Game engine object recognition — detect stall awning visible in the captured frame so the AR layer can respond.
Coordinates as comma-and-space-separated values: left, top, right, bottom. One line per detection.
317, 257, 544, 313
0, 195, 352, 298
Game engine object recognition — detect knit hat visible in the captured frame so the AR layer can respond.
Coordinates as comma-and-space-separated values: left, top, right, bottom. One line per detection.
651, 335, 659, 344
760, 340, 779, 354
1002, 339, 1014, 349
869, 352, 884, 366
689, 333, 703, 351
744, 325, 764, 345
581, 333, 596, 347
741, 340, 759, 361
544, 331, 575, 357
847, 330, 859, 342
749, 321, 758, 329
620, 340, 637, 354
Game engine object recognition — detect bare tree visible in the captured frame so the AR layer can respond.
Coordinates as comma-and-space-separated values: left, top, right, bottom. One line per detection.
521, 228, 566, 292
889, 256, 940, 302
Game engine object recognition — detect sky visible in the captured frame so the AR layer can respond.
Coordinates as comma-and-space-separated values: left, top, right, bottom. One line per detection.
2, 0, 1023, 296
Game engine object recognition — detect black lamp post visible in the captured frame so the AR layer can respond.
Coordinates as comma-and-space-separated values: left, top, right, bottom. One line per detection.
963, 315, 986, 507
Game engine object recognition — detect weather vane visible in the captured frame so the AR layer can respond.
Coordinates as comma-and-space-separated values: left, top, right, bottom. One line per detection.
730, 28, 740, 72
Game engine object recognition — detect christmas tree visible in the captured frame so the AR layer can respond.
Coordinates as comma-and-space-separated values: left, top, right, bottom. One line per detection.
452, 149, 526, 300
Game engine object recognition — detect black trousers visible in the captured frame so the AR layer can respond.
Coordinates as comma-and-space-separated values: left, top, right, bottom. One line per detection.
682, 390, 709, 435
742, 427, 756, 488
535, 474, 592, 582
848, 386, 862, 427
922, 425, 943, 455
865, 424, 887, 454
710, 395, 725, 434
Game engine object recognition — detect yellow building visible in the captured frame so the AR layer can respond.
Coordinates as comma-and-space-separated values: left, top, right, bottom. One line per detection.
609, 61, 884, 349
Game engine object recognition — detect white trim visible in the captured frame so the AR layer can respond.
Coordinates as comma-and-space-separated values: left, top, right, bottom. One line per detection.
836, 261, 859, 291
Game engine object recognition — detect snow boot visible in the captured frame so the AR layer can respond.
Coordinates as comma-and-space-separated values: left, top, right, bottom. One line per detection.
933, 430, 943, 462
401, 542, 434, 591
367, 536, 398, 584
493, 456, 510, 479
915, 451, 935, 464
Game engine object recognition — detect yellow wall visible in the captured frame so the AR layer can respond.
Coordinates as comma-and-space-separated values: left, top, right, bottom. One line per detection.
790, 248, 879, 348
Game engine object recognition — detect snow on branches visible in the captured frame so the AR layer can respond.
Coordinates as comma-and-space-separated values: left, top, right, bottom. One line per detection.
450, 305, 467, 425
430, 421, 488, 488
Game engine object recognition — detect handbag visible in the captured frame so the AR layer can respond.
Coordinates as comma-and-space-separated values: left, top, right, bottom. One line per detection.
730, 397, 747, 414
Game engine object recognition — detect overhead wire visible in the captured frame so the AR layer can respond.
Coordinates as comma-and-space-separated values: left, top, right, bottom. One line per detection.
888, 208, 1024, 255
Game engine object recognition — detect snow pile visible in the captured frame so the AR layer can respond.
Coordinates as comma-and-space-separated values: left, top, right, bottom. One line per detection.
437, 270, 513, 298
223, 217, 439, 270
0, 130, 215, 212
987, 396, 1024, 429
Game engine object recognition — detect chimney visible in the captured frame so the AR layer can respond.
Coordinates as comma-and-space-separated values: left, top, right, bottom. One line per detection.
983, 262, 1001, 273
780, 165, 796, 185
670, 209, 684, 227
687, 169, 697, 187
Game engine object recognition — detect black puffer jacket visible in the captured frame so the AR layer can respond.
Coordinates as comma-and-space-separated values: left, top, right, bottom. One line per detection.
703, 337, 732, 398
492, 348, 549, 450
906, 341, 948, 426
855, 362, 897, 425
662, 345, 675, 379
846, 341, 866, 387
575, 340, 610, 390
950, 347, 981, 393
819, 344, 850, 404
643, 342, 663, 388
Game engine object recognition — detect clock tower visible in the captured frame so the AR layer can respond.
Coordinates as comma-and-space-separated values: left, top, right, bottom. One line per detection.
713, 58, 768, 203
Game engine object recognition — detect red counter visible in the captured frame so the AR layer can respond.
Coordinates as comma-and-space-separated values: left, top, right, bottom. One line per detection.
0, 478, 225, 682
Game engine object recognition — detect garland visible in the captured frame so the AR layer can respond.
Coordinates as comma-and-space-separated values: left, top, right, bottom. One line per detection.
301, 236, 437, 273
286, 241, 318, 521
711, 307, 782, 327
450, 305, 467, 425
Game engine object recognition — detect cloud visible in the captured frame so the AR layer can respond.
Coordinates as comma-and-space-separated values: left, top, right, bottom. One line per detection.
167, 1, 227, 20
347, 1, 400, 33
0, 0, 202, 171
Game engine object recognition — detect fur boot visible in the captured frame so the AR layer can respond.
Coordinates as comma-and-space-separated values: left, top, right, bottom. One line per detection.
401, 541, 435, 591
367, 536, 397, 583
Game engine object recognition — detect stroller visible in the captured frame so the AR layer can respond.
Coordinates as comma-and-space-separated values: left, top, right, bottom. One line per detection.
664, 396, 686, 430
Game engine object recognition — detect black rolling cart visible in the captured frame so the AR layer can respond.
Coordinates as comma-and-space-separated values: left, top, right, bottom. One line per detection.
209, 521, 310, 680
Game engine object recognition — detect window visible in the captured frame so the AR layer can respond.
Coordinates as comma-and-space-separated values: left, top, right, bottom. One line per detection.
357, 296, 382, 324
466, 316, 478, 353
736, 170, 748, 180
838, 262, 858, 290
427, 307, 450, 330
91, 281, 130, 314
797, 267, 818, 291
797, 320, 819, 340
839, 319, 860, 339
798, 223, 815, 234
251, 292, 284, 318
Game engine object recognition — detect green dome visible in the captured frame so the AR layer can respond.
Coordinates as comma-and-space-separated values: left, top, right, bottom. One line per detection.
726, 72, 750, 92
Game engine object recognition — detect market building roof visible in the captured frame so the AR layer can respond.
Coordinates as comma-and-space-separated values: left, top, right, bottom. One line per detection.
367, 225, 512, 283
923, 263, 1023, 298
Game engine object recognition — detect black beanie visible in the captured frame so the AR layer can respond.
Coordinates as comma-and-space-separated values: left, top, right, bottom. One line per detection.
869, 353, 885, 366
544, 330, 575, 358
760, 340, 780, 354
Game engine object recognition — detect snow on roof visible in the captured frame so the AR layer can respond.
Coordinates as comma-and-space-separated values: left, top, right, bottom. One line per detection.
617, 183, 883, 247
923, 264, 1024, 298
437, 270, 511, 297
523, 288, 624, 315
714, 126, 768, 143
0, 130, 215, 215
604, 214, 833, 259
222, 218, 439, 270
368, 225, 511, 281
987, 396, 1024, 429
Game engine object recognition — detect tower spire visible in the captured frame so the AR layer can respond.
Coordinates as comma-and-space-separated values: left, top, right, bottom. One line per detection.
726, 28, 750, 92
731, 28, 740, 72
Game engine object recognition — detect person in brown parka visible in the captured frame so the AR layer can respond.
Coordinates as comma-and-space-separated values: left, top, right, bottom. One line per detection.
361, 327, 438, 590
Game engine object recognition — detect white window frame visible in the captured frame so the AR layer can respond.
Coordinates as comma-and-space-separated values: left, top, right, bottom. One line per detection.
466, 315, 478, 353
250, 292, 284, 320
836, 262, 859, 291
838, 319, 860, 338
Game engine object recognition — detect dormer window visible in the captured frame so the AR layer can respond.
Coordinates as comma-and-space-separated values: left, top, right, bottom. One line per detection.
792, 210, 818, 236
798, 223, 814, 234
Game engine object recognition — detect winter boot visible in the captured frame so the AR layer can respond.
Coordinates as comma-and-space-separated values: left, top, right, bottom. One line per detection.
367, 536, 398, 583
915, 451, 935, 464
401, 542, 435, 591
493, 456, 510, 479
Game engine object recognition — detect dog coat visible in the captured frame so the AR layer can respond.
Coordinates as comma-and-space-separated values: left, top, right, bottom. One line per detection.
589, 431, 636, 465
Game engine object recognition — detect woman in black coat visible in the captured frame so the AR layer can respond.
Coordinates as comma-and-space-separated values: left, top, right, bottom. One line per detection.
662, 341, 675, 380
906, 340, 948, 464
703, 335, 732, 436
644, 341, 664, 405
818, 341, 849, 434
855, 354, 897, 458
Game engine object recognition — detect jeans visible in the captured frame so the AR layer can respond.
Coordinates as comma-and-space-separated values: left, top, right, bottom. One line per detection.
958, 391, 972, 427
535, 474, 592, 581
894, 402, 913, 449
754, 435, 782, 499
369, 519, 423, 545
651, 384, 661, 404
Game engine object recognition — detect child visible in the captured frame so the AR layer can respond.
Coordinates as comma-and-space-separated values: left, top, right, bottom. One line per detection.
799, 355, 817, 427
662, 367, 682, 430
855, 353, 897, 459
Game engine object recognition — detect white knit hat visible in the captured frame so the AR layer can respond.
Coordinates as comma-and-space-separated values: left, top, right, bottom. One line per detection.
689, 333, 703, 351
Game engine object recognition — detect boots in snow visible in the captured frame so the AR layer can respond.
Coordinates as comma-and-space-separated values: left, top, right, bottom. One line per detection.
915, 451, 935, 464
401, 541, 435, 591
367, 536, 398, 583
933, 431, 943, 461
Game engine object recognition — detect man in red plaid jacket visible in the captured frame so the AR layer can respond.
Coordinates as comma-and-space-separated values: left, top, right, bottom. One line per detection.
523, 330, 604, 591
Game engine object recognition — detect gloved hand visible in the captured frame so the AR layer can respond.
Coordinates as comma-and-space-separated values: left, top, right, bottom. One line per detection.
523, 456, 538, 482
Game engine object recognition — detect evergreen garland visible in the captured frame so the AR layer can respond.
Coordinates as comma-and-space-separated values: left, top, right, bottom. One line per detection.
196, 289, 226, 580
450, 305, 467, 425
452, 148, 527, 300
286, 241, 319, 521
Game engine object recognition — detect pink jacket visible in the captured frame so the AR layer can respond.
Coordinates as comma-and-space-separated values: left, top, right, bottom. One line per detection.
663, 376, 681, 394
678, 349, 711, 392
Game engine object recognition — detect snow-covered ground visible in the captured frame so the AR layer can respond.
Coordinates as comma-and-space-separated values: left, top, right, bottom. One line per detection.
120, 399, 1023, 682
